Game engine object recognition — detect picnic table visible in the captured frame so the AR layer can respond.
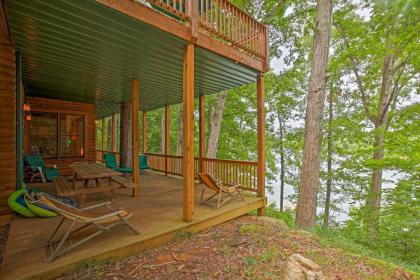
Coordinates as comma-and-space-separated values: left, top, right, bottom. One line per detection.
66, 163, 122, 204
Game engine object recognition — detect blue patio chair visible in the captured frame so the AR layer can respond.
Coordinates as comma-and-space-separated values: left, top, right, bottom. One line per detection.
24, 154, 60, 183
103, 153, 132, 174
139, 154, 151, 175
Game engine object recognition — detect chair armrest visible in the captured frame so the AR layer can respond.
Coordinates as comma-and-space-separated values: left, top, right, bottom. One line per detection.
45, 164, 58, 169
87, 210, 127, 223
80, 201, 111, 211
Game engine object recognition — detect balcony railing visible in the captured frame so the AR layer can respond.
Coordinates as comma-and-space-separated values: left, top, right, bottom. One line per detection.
142, 0, 268, 60
96, 150, 258, 193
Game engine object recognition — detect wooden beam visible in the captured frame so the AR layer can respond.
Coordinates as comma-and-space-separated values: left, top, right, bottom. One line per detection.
257, 74, 266, 216
142, 111, 147, 153
164, 105, 170, 175
199, 94, 205, 173
182, 43, 195, 222
131, 79, 140, 197
111, 114, 116, 152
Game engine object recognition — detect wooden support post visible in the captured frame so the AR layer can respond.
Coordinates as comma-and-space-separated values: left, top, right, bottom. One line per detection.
142, 111, 147, 153
131, 79, 140, 196
257, 74, 266, 216
199, 94, 205, 173
101, 118, 105, 159
165, 105, 170, 175
183, 43, 195, 222
111, 114, 116, 152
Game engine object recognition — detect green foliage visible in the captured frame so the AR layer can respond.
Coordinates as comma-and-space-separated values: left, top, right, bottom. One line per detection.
94, 0, 419, 272
263, 204, 295, 228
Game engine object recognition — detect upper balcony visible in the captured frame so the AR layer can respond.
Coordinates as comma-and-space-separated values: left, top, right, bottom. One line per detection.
99, 0, 269, 72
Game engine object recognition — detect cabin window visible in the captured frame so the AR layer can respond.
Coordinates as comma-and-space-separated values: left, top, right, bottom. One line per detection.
29, 112, 58, 158
29, 112, 85, 159
59, 114, 85, 158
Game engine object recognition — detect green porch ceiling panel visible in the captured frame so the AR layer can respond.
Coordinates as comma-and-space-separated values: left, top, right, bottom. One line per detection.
5, 0, 258, 118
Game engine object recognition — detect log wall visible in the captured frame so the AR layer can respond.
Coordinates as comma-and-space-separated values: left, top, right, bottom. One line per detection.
0, 0, 16, 215
24, 97, 96, 176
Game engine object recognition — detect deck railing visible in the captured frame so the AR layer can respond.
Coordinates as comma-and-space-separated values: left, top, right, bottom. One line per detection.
96, 150, 258, 193
197, 0, 267, 58
142, 0, 268, 60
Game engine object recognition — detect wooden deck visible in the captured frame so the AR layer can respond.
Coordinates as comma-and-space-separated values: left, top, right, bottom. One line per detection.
0, 173, 264, 280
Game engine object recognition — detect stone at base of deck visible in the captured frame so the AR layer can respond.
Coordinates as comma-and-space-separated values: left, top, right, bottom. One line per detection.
1, 196, 264, 280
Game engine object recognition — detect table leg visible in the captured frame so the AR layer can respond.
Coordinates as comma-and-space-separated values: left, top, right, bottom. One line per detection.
108, 177, 116, 200
72, 173, 76, 189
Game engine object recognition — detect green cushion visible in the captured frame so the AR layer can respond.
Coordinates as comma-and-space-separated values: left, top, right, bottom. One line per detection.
25, 154, 46, 171
44, 167, 60, 181
139, 154, 150, 170
116, 167, 133, 173
104, 153, 118, 169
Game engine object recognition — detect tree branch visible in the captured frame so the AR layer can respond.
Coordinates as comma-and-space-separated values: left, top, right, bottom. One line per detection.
378, 58, 407, 124
336, 25, 376, 123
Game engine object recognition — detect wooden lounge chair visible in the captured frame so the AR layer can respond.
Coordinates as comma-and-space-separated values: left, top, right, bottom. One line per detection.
36, 192, 139, 262
25, 154, 60, 183
198, 173, 245, 208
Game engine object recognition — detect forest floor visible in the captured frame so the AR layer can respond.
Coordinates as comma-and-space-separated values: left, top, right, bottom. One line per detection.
57, 215, 419, 280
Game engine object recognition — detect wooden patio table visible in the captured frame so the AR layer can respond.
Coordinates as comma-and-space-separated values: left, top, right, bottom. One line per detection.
68, 163, 121, 203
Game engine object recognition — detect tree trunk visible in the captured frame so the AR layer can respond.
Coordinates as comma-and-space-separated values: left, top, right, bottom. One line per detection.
176, 105, 183, 155
366, 54, 395, 238
206, 91, 228, 158
323, 93, 333, 228
296, 0, 332, 229
278, 115, 285, 212
107, 117, 112, 151
161, 109, 165, 154
119, 101, 132, 168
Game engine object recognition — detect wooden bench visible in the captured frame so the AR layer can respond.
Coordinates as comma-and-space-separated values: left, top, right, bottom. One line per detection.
111, 176, 136, 189
54, 176, 121, 205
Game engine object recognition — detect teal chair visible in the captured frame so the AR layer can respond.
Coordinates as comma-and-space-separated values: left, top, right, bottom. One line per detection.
24, 154, 60, 183
139, 154, 151, 174
104, 153, 132, 174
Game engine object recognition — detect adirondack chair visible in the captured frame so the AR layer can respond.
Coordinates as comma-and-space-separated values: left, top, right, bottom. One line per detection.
24, 154, 60, 183
198, 173, 245, 208
103, 153, 132, 174
139, 154, 151, 174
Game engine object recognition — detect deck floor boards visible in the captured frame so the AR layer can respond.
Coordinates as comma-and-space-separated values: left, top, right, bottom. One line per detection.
0, 173, 263, 279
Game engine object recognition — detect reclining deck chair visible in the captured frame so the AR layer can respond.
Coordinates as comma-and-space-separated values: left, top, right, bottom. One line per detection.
198, 173, 245, 208
139, 154, 151, 175
36, 193, 139, 262
25, 154, 60, 183
104, 153, 132, 174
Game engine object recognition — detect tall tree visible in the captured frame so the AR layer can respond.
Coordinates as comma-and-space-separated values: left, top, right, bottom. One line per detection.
335, 0, 418, 237
176, 106, 183, 155
296, 0, 333, 229
323, 91, 333, 228
278, 115, 285, 211
206, 91, 228, 158
119, 102, 132, 168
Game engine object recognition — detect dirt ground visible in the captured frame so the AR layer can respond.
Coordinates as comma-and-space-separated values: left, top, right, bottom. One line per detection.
57, 216, 418, 280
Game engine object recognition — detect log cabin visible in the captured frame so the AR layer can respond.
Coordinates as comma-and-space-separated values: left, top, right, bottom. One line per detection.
0, 0, 268, 278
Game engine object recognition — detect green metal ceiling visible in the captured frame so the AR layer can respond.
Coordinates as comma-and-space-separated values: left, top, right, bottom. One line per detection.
5, 0, 258, 118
